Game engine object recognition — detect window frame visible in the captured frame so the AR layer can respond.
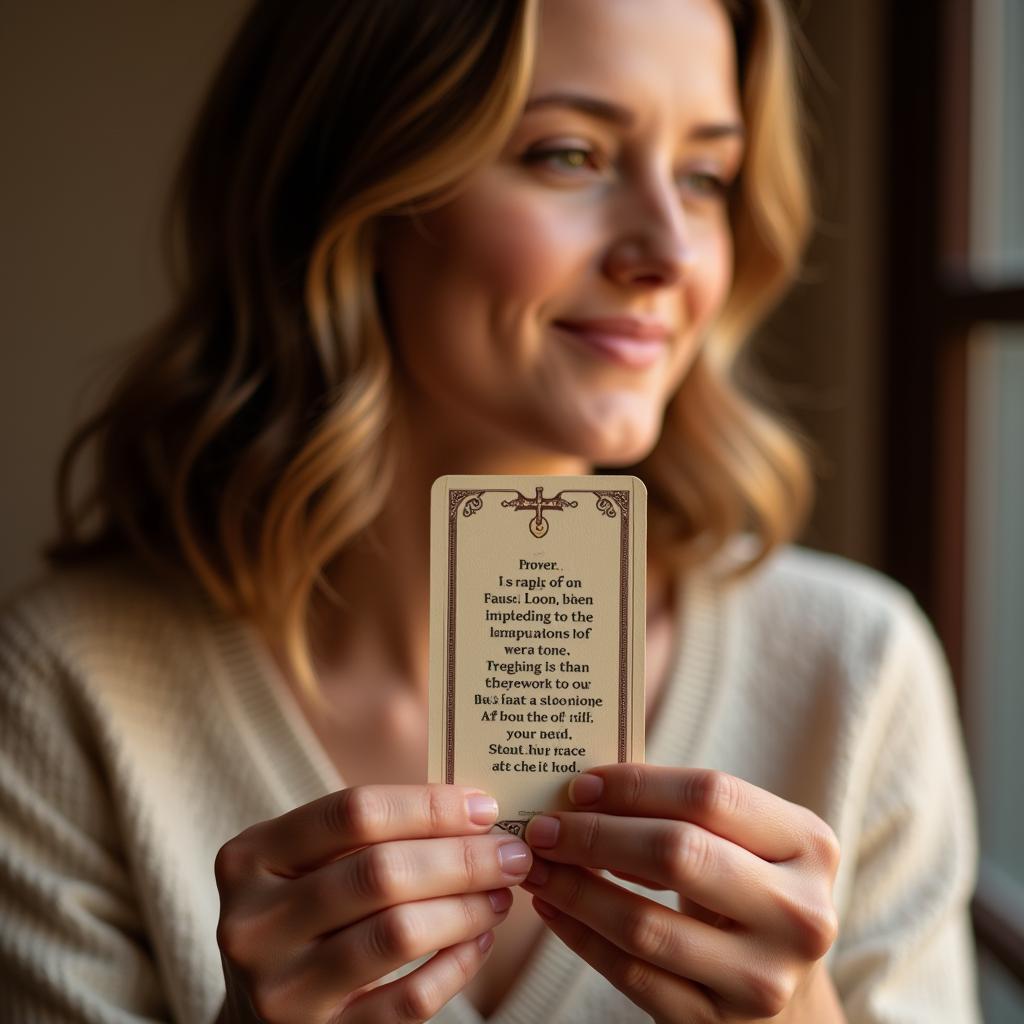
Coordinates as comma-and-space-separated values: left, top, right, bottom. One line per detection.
881, 0, 1024, 985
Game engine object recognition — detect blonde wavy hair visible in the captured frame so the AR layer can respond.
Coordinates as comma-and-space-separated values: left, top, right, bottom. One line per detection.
46, 0, 816, 694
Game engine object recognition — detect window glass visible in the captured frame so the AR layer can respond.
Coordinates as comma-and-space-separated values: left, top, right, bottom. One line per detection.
964, 327, 1024, 891
970, 0, 1024, 281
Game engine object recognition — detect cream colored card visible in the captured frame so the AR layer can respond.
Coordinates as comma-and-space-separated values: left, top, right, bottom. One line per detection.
429, 474, 646, 835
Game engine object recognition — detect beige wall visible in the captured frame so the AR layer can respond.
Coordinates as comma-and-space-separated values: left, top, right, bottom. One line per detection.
0, 1, 884, 596
0, 2, 249, 595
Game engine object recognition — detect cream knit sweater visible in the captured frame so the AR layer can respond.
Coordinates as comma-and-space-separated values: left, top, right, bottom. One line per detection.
0, 543, 982, 1023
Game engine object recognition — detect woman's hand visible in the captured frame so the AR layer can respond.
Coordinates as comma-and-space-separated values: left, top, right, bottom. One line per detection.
214, 784, 532, 1023
521, 765, 844, 1023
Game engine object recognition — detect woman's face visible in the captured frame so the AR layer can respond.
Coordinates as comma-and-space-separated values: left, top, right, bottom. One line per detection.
377, 0, 744, 468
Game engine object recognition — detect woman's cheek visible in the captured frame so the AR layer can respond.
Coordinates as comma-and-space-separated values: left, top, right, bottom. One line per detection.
692, 228, 734, 326
442, 190, 586, 302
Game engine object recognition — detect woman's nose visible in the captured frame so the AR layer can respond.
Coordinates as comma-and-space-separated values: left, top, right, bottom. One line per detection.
601, 181, 696, 288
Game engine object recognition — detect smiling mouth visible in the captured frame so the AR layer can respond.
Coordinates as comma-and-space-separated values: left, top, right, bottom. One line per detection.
552, 321, 669, 370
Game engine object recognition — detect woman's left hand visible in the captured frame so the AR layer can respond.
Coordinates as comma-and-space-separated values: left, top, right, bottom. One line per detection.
521, 764, 845, 1023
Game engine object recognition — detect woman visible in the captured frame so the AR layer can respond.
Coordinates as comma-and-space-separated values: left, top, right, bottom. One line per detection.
0, 0, 981, 1021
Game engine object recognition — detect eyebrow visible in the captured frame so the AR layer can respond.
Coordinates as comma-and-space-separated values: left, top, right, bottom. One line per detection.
523, 92, 745, 142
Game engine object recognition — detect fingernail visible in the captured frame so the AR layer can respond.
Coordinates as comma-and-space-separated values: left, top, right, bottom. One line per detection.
477, 930, 495, 952
526, 814, 560, 849
569, 773, 604, 806
526, 859, 550, 886
487, 888, 513, 913
497, 840, 531, 876
533, 897, 559, 920
467, 794, 499, 825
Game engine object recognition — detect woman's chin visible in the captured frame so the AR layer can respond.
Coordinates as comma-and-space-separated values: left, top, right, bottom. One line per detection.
561, 420, 663, 469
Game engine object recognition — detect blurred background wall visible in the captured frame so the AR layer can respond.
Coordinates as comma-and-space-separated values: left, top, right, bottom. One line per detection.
1, 2, 251, 591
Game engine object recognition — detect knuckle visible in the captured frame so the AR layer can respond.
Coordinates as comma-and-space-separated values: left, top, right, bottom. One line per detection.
460, 893, 482, 932
622, 904, 672, 960
352, 844, 406, 903
558, 916, 591, 958
807, 819, 842, 871
797, 900, 840, 960
215, 915, 251, 963
336, 786, 388, 841
213, 836, 254, 891
613, 956, 658, 998
248, 980, 289, 1024
396, 977, 441, 1022
425, 787, 449, 834
622, 764, 646, 807
579, 812, 602, 856
450, 940, 478, 986
740, 966, 792, 1019
770, 883, 839, 960
461, 838, 486, 886
374, 905, 423, 961
683, 770, 742, 821
659, 823, 712, 884
689, 1006, 722, 1024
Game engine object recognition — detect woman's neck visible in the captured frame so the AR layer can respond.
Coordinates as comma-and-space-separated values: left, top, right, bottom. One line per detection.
305, 408, 671, 700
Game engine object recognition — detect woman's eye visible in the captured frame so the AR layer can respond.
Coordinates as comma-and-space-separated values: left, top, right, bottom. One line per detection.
679, 170, 729, 198
522, 147, 600, 173
521, 148, 735, 199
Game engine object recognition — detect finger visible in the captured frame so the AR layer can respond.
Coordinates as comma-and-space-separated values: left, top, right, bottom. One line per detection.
607, 868, 672, 890
272, 890, 511, 1009
239, 785, 500, 876
531, 896, 716, 1022
339, 933, 495, 1023
524, 811, 786, 926
568, 765, 836, 864
261, 835, 531, 941
523, 859, 770, 1015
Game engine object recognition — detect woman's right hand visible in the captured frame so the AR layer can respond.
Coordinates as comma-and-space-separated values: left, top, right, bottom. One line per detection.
214, 784, 531, 1023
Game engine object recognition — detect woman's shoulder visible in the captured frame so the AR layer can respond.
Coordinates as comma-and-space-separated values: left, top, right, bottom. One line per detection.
716, 534, 904, 601
722, 538, 925, 643
699, 542, 970, 843
0, 556, 211, 699
712, 538, 949, 703
4, 554, 195, 634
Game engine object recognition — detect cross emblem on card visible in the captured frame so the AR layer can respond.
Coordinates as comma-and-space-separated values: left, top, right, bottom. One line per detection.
501, 487, 579, 538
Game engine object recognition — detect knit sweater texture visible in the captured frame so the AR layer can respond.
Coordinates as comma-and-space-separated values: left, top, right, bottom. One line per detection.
0, 542, 982, 1022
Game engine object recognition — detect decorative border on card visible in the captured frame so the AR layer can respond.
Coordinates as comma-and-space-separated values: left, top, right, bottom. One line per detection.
444, 487, 632, 786
497, 819, 529, 836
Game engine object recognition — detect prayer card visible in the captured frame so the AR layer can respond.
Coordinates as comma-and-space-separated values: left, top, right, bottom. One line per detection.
428, 475, 646, 835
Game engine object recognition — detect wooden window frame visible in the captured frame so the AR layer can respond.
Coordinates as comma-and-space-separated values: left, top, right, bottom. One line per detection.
882, 0, 1024, 986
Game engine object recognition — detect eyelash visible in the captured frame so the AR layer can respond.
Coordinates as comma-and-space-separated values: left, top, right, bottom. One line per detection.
522, 146, 732, 198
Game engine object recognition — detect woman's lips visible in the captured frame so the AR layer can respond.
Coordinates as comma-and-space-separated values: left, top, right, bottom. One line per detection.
552, 318, 670, 370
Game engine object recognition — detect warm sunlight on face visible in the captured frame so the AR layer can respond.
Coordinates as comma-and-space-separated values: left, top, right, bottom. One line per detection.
377, 0, 744, 469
